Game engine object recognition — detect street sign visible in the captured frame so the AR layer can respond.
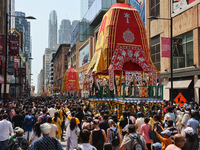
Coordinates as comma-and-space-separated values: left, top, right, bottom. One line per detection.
174, 93, 187, 107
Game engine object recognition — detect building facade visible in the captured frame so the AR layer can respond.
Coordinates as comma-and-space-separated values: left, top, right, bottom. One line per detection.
59, 19, 71, 44
146, 0, 200, 103
43, 47, 57, 91
77, 37, 93, 97
48, 10, 57, 48
53, 44, 70, 92
38, 69, 43, 95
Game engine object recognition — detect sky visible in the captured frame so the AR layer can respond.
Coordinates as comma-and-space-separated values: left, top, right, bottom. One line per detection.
15, 0, 80, 93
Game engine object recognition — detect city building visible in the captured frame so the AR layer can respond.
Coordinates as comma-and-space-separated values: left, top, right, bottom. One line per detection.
59, 19, 71, 44
59, 20, 80, 45
37, 72, 40, 94
146, 0, 200, 103
47, 52, 55, 94
0, 0, 7, 34
71, 20, 79, 32
48, 10, 57, 48
77, 37, 93, 97
38, 69, 43, 95
43, 47, 57, 91
52, 44, 70, 93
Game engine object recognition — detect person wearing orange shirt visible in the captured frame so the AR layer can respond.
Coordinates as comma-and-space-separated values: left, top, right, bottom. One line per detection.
154, 127, 172, 150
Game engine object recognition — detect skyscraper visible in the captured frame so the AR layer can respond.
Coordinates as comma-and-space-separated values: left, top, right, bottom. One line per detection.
59, 19, 71, 44
71, 20, 79, 32
48, 10, 57, 48
58, 20, 80, 45
80, 0, 95, 19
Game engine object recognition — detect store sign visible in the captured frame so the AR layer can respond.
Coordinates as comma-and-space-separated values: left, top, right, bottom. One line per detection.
0, 75, 4, 84
79, 42, 89, 68
161, 37, 171, 58
171, 0, 200, 17
9, 35, 19, 56
0, 35, 5, 55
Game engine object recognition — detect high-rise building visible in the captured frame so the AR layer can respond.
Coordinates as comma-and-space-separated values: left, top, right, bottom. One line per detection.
71, 20, 79, 32
43, 47, 57, 91
59, 20, 80, 45
37, 72, 40, 94
15, 12, 31, 55
59, 19, 71, 44
88, 0, 95, 9
48, 10, 57, 48
80, 0, 95, 19
38, 69, 43, 94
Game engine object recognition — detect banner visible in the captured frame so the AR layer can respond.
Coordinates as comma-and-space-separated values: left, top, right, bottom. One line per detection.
161, 37, 171, 58
0, 35, 5, 55
172, 0, 200, 17
9, 35, 19, 56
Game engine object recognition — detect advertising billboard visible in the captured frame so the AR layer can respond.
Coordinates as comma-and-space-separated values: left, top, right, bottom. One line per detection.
79, 42, 89, 68
172, 0, 200, 17
129, 0, 146, 26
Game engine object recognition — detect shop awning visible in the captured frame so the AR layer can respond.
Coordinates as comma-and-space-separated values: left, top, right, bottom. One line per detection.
165, 80, 192, 89
194, 80, 200, 88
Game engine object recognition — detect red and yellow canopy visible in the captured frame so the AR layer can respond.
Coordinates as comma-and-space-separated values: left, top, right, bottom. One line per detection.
62, 67, 80, 91
85, 3, 158, 75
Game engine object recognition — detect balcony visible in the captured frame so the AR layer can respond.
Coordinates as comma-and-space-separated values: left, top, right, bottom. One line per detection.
88, 85, 163, 102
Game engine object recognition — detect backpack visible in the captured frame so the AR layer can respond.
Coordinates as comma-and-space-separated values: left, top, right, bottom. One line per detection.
110, 128, 120, 146
25, 115, 33, 126
41, 114, 48, 124
5, 138, 25, 150
129, 134, 143, 150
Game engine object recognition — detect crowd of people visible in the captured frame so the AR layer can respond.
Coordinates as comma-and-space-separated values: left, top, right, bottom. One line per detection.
0, 97, 199, 150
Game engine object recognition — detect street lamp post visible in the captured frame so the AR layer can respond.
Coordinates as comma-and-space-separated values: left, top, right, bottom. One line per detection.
148, 16, 173, 104
4, 13, 36, 105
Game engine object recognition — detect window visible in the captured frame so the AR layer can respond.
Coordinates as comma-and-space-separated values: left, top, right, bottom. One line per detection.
151, 35, 160, 71
173, 31, 193, 69
65, 65, 68, 69
65, 55, 67, 61
150, 0, 160, 17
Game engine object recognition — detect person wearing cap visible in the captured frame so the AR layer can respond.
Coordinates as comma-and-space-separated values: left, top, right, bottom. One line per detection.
152, 142, 162, 150
182, 127, 199, 150
6, 128, 29, 150
135, 112, 144, 134
154, 126, 172, 149
28, 123, 63, 150
8, 127, 25, 143
165, 134, 185, 150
